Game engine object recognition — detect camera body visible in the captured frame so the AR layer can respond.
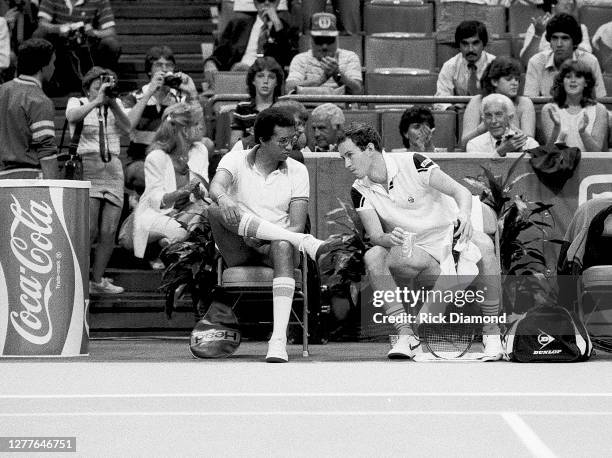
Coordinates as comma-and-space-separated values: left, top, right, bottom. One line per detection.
163, 73, 183, 89
100, 74, 119, 99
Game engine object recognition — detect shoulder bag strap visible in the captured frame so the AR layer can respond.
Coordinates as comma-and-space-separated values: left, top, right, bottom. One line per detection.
68, 99, 86, 156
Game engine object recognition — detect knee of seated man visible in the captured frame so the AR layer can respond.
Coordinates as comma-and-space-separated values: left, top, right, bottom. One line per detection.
472, 231, 495, 258
363, 245, 388, 270
386, 252, 422, 276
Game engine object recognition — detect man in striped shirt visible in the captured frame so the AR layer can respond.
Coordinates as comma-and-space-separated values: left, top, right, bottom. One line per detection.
33, 0, 120, 94
0, 38, 59, 178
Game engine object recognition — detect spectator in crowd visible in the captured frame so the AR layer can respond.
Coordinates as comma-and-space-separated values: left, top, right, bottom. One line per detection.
434, 21, 496, 111
0, 17, 9, 82
300, 0, 361, 35
4, 0, 39, 49
131, 102, 210, 260
399, 107, 436, 152
541, 60, 608, 151
285, 12, 362, 95
524, 13, 606, 97
461, 57, 536, 150
34, 0, 121, 95
66, 66, 130, 294
520, 0, 591, 67
123, 45, 201, 196
339, 122, 503, 360
592, 20, 612, 73
310, 102, 345, 152
466, 93, 539, 155
0, 38, 58, 178
204, 0, 299, 73
230, 56, 284, 148
209, 107, 341, 362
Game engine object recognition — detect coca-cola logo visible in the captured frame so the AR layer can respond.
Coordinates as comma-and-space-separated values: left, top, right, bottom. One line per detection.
8, 195, 55, 345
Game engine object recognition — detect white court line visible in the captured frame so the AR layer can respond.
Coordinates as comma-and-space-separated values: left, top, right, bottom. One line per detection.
502, 412, 558, 458
1, 392, 612, 399
0, 411, 611, 417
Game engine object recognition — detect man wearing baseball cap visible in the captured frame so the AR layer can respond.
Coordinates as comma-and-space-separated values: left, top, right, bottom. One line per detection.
285, 12, 362, 95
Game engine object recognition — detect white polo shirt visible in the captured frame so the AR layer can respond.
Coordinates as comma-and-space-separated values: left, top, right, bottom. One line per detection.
351, 152, 458, 260
217, 147, 309, 228
466, 131, 539, 155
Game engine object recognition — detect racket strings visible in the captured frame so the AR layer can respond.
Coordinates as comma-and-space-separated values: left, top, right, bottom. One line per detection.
422, 324, 474, 358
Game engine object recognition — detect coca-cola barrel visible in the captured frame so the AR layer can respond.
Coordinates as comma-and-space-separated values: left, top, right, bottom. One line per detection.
0, 180, 90, 357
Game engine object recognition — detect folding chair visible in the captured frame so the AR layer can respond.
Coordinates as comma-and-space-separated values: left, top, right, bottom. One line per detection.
212, 71, 248, 95
364, 1, 434, 34
365, 70, 438, 96
579, 5, 612, 41
216, 252, 312, 357
380, 109, 457, 151
365, 33, 436, 72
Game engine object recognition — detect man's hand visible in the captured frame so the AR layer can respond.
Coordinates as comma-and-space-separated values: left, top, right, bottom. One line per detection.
218, 194, 241, 226
320, 56, 340, 80
497, 131, 528, 156
261, 5, 282, 30
531, 13, 551, 36
455, 213, 473, 244
176, 72, 198, 99
94, 83, 111, 106
4, 8, 18, 28
146, 71, 165, 96
389, 227, 408, 247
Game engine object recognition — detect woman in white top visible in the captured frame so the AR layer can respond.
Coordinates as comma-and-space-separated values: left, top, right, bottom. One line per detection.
66, 67, 130, 294
542, 60, 608, 151
132, 102, 209, 259
461, 56, 536, 150
519, 0, 591, 67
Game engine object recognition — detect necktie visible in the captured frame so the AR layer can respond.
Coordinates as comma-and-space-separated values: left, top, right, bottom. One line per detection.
467, 63, 478, 96
256, 21, 269, 56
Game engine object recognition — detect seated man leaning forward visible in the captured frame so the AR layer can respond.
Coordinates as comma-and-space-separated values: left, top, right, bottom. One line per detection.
466, 93, 539, 156
338, 123, 503, 360
209, 107, 340, 363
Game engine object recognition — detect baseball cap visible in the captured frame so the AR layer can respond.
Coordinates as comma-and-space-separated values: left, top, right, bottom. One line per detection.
310, 12, 339, 37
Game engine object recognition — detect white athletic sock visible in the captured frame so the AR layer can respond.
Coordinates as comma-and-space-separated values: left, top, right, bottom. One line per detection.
271, 277, 295, 341
237, 213, 324, 259
480, 299, 500, 334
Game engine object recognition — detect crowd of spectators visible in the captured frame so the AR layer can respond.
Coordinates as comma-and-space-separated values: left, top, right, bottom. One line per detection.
2, 0, 612, 357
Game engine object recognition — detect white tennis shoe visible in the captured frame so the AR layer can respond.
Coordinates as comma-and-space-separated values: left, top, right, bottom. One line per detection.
388, 334, 421, 359
482, 334, 504, 361
266, 338, 288, 363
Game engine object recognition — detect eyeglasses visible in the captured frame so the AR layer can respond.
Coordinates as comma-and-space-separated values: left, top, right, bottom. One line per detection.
254, 0, 275, 3
275, 134, 297, 147
312, 36, 336, 46
151, 61, 175, 71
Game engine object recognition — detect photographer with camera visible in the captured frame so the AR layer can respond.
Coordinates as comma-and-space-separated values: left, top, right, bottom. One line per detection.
33, 0, 120, 95
123, 45, 205, 199
65, 66, 130, 294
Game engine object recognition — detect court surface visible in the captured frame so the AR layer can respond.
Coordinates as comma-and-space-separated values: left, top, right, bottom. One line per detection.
1, 339, 611, 457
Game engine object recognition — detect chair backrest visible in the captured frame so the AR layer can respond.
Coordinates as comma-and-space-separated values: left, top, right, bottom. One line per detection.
213, 71, 248, 95
436, 3, 507, 42
508, 2, 541, 37
213, 107, 235, 151
343, 110, 381, 133
579, 5, 612, 40
487, 37, 512, 60
365, 33, 436, 72
338, 34, 364, 62
365, 71, 438, 95
364, 1, 434, 34
380, 109, 457, 151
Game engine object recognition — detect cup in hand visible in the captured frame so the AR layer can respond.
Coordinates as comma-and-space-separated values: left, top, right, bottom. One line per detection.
401, 230, 416, 258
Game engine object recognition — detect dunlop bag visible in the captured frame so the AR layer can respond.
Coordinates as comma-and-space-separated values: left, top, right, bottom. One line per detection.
503, 305, 592, 362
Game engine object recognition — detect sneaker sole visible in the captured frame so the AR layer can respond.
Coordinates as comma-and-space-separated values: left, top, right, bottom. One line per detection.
265, 356, 288, 363
387, 351, 413, 360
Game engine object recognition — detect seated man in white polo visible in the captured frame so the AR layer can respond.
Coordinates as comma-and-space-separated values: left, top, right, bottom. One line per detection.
285, 12, 362, 95
338, 123, 503, 360
466, 94, 539, 156
209, 107, 339, 363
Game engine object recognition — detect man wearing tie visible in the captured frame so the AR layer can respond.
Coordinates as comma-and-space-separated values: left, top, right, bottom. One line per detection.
204, 0, 298, 73
434, 21, 496, 112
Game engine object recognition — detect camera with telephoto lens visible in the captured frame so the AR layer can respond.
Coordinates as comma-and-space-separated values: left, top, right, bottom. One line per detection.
163, 73, 183, 89
100, 74, 119, 99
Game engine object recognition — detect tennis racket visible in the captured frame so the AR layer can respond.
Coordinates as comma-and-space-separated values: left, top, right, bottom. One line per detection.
420, 322, 476, 359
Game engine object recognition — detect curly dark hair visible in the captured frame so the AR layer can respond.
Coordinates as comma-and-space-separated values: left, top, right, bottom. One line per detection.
551, 60, 596, 108
246, 56, 284, 101
545, 13, 582, 49
399, 107, 435, 149
339, 122, 383, 152
455, 21, 488, 48
480, 56, 522, 96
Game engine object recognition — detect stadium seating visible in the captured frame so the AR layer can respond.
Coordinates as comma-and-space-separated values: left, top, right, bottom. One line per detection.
365, 70, 438, 96
212, 71, 248, 94
435, 3, 507, 42
579, 5, 612, 41
363, 1, 434, 34
508, 2, 541, 38
380, 109, 458, 152
365, 33, 436, 72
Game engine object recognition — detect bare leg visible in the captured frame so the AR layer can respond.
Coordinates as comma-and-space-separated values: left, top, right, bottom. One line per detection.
91, 200, 122, 283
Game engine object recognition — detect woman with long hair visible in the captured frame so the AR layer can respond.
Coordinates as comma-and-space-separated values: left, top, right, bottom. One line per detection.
229, 56, 284, 148
132, 102, 210, 259
541, 60, 608, 151
461, 56, 535, 150
65, 66, 130, 294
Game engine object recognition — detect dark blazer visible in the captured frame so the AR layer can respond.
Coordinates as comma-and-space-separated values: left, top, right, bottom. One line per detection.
206, 13, 299, 71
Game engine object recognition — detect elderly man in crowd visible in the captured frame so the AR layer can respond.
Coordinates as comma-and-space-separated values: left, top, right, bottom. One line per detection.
524, 12, 606, 98
204, 0, 298, 73
434, 20, 496, 111
310, 102, 345, 152
285, 12, 362, 95
0, 38, 58, 179
466, 94, 539, 156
